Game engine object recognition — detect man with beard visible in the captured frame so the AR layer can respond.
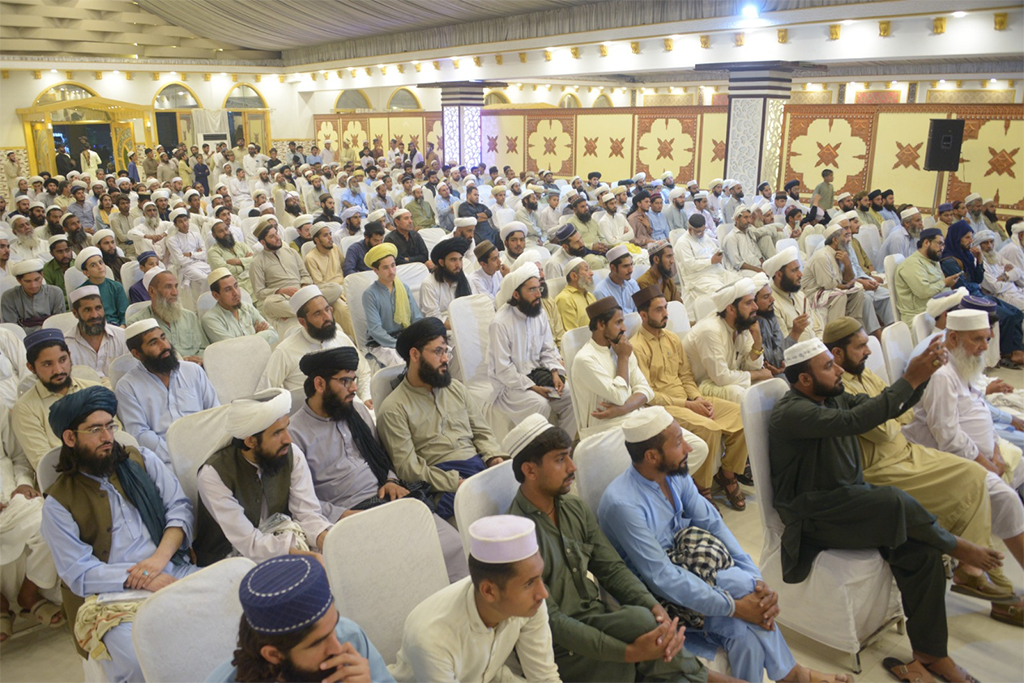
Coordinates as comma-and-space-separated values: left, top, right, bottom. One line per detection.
311, 194, 337, 226
981, 198, 1007, 240
59, 212, 90, 256
802, 225, 869, 333
687, 279, 772, 404
600, 408, 838, 683
211, 556, 389, 683
676, 213, 740, 320
893, 228, 961, 322
64, 286, 128, 382
999, 217, 1024, 273
202, 269, 277, 346
8, 215, 49, 262
304, 222, 347, 292
765, 247, 825, 343
720, 180, 745, 223
263, 285, 372, 404
419, 237, 472, 326
208, 219, 255, 296
499, 221, 527, 270
879, 206, 922, 261
42, 235, 75, 306
11, 329, 103, 469
377, 317, 506, 519
128, 267, 207, 359
108, 194, 135, 258
251, 220, 353, 338
93, 228, 129, 283
636, 240, 680, 303
598, 190, 634, 245
851, 191, 877, 229
964, 193, 986, 233
38, 205, 65, 240
40, 385, 197, 682
343, 220, 384, 276
2, 259, 65, 332
26, 200, 45, 229
665, 187, 689, 234
754, 271, 807, 372
469, 240, 503, 300
334, 206, 361, 237
367, 179, 396, 225
128, 201, 170, 261
878, 189, 899, 224
338, 174, 367, 215
506, 415, 709, 683
722, 206, 775, 273
277, 190, 303, 229
194, 387, 332, 567
827, 317, 1023, 624
488, 263, 575, 435
116, 319, 218, 465
771, 337, 1002, 683
288, 347, 468, 581
407, 184, 437, 230
565, 195, 612, 257
554, 257, 596, 331
458, 184, 500, 249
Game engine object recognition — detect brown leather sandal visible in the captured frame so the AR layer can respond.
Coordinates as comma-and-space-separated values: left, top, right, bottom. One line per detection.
883, 658, 935, 683
696, 486, 720, 512
713, 470, 746, 511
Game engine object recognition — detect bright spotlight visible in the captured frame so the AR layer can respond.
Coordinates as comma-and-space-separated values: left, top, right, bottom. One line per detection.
742, 4, 759, 19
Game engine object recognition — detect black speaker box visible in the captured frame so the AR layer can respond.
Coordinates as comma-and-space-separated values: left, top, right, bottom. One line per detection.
923, 119, 965, 172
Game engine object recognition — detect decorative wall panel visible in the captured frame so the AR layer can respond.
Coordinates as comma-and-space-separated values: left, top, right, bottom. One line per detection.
525, 112, 575, 176
725, 98, 764, 195
634, 110, 698, 183
855, 89, 901, 104
783, 105, 873, 195
927, 90, 1015, 104
574, 112, 633, 182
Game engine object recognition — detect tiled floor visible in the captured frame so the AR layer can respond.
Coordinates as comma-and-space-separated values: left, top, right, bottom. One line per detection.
2, 368, 1023, 682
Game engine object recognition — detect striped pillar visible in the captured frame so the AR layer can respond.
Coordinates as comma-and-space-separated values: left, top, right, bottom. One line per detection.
723, 66, 794, 197
440, 85, 484, 167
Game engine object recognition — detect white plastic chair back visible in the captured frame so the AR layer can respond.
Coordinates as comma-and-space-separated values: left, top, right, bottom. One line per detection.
668, 228, 686, 247
804, 234, 825, 255
196, 292, 217, 316
453, 460, 517, 556
322, 498, 449, 664
911, 313, 934, 346
632, 262, 650, 282
418, 227, 447, 254
121, 262, 142, 297
883, 254, 905, 323
864, 335, 889, 384
880, 219, 896, 239
854, 225, 882, 270
342, 271, 376, 352
666, 300, 690, 338
64, 268, 88, 294
448, 294, 495, 385
166, 405, 231, 508
921, 215, 937, 230
133, 558, 255, 683
477, 185, 493, 202
775, 238, 798, 254
0, 322, 25, 341
623, 311, 641, 339
107, 353, 140, 389
562, 325, 593, 434
573, 427, 629, 514
881, 321, 913, 383
125, 301, 150, 322
370, 364, 405, 408
71, 364, 102, 384
401, 195, 414, 207
546, 277, 567, 301
494, 208, 515, 229
42, 311, 78, 333
205, 336, 272, 403
301, 241, 316, 258
693, 294, 717, 322
339, 234, 362, 258
591, 268, 609, 287
1, 275, 19, 296
283, 227, 299, 243
740, 378, 903, 659
396, 262, 429, 301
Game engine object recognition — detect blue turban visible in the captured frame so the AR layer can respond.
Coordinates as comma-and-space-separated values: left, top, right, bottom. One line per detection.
240, 556, 333, 634
555, 223, 577, 241
136, 250, 157, 265
23, 328, 65, 353
48, 385, 118, 438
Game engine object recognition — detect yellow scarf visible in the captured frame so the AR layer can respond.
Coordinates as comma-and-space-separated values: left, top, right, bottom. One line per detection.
393, 278, 411, 328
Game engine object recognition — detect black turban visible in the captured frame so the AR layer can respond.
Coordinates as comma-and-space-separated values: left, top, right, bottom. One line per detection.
396, 317, 447, 363
431, 236, 470, 265
49, 385, 118, 438
299, 347, 360, 378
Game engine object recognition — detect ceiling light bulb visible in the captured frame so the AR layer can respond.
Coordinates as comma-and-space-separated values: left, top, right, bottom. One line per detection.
939, 79, 946, 83
741, 4, 759, 20
990, 77, 997, 82
952, 11, 967, 18
50, 69, 57, 73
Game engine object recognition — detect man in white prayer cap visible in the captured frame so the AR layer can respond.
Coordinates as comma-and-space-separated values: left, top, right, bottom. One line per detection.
998, 217, 1024, 274
801, 223, 870, 334
675, 213, 741, 320
126, 268, 208, 361
115, 319, 218, 465
975, 229, 1024, 311
201, 268, 278, 346
488, 263, 575, 435
64, 285, 128, 383
194, 388, 332, 566
391, 514, 559, 683
1, 259, 65, 331
506, 415, 707, 683
128, 200, 171, 261
166, 207, 211, 308
599, 407, 849, 683
765, 246, 824, 342
685, 279, 773, 403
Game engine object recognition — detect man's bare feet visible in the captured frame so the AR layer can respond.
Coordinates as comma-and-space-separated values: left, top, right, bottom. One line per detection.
782, 664, 853, 682
950, 537, 1003, 573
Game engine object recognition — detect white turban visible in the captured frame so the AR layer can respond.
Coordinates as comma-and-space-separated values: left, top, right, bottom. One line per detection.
226, 388, 293, 439
925, 287, 968, 319
496, 263, 540, 309
124, 318, 160, 341
763, 247, 799, 277
500, 222, 527, 242
711, 278, 755, 312
289, 285, 324, 315
454, 217, 476, 228
947, 309, 988, 332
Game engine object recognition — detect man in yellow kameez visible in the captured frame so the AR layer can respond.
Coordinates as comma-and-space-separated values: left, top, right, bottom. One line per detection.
631, 284, 749, 511
824, 317, 1020, 623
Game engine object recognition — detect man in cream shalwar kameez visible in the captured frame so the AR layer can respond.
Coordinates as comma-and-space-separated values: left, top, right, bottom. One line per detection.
674, 213, 739, 320
801, 225, 868, 331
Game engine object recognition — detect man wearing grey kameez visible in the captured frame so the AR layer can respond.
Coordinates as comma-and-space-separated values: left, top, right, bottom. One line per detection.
1, 260, 65, 332
288, 347, 468, 582
201, 269, 278, 346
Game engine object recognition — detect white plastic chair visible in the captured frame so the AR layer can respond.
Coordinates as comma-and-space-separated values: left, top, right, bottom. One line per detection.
911, 312, 934, 346
283, 227, 299, 243
0, 322, 25, 341
452, 460, 518, 556
864, 335, 889, 384
301, 241, 316, 258
880, 219, 896, 240
546, 276, 567, 301
133, 558, 255, 683
125, 301, 150, 322
204, 336, 273, 403
883, 254, 905, 323
449, 294, 513, 438
396, 262, 429, 302
666, 300, 691, 338
64, 268, 88, 294
562, 325, 594, 439
107, 353, 140, 389
42, 311, 78, 333
322, 498, 449, 664
121, 262, 142, 297
854, 225, 883, 271
591, 268, 609, 288
623, 311, 641, 339
881, 321, 914, 383
804, 234, 825, 255
573, 427, 629, 514
0, 275, 19, 296
342, 271, 376, 354
740, 379, 903, 673
632, 262, 650, 282
493, 208, 515, 230
165, 405, 231, 508
692, 294, 717, 322
339, 234, 362, 258
775, 237, 798, 255
418, 227, 447, 254
370, 364, 405, 408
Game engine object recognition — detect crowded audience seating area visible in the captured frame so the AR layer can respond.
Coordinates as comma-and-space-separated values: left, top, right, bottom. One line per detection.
1, 2, 1023, 682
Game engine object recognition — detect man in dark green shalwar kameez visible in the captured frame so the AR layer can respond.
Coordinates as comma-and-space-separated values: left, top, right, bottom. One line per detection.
768, 337, 1003, 683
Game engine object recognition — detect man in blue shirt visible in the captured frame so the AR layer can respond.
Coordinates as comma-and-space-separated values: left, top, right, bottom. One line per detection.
207, 555, 392, 683
599, 407, 849, 683
594, 244, 640, 313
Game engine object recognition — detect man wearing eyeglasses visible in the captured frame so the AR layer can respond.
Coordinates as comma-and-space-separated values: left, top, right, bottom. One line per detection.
40, 384, 197, 682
